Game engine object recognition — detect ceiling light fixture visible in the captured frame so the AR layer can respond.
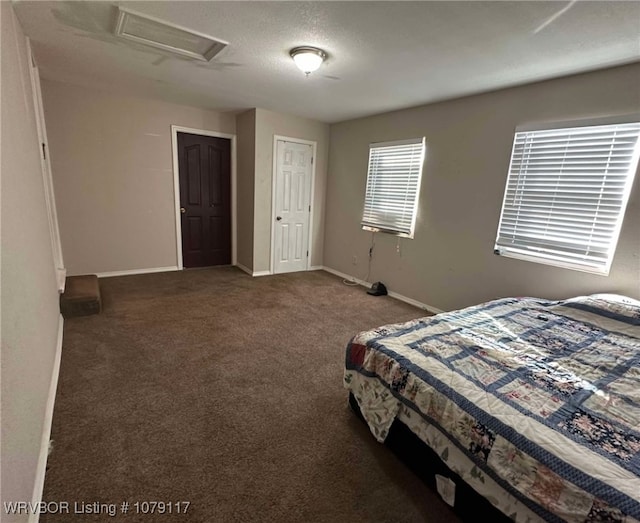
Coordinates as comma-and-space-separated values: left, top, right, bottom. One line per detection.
290, 46, 327, 75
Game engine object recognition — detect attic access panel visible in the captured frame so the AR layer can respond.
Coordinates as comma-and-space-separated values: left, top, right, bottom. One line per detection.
114, 7, 227, 62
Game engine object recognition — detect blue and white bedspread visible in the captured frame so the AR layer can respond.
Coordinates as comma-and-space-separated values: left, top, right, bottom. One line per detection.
344, 294, 640, 523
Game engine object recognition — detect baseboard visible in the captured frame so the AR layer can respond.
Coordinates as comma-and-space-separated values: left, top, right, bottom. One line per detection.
94, 266, 179, 278
29, 314, 64, 523
235, 264, 271, 277
387, 290, 444, 314
322, 266, 372, 288
320, 266, 444, 315
235, 263, 253, 276
56, 267, 67, 293
252, 270, 271, 277
240, 265, 322, 276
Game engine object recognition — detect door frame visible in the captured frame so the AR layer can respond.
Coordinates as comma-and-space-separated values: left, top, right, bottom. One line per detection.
26, 39, 66, 291
171, 125, 237, 270
270, 135, 317, 274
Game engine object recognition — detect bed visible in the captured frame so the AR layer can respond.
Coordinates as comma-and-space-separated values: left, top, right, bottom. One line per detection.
344, 294, 640, 522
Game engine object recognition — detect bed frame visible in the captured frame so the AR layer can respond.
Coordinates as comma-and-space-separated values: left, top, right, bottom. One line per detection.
348, 393, 511, 523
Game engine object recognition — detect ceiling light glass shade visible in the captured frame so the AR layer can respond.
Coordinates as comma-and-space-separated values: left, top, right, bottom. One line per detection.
290, 46, 327, 74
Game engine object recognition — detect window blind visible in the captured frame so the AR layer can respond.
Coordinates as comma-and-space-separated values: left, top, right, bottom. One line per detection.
362, 138, 425, 237
495, 121, 640, 274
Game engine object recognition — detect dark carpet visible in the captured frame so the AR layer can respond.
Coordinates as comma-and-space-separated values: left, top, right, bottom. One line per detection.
41, 267, 459, 523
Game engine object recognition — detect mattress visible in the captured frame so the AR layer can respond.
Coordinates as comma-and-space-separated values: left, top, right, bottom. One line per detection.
344, 294, 640, 522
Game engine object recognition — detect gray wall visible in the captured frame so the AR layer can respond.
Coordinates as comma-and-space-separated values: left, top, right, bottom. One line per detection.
40, 79, 330, 277
324, 63, 640, 312
41, 79, 236, 275
253, 108, 329, 272
236, 109, 256, 271
1, 3, 62, 520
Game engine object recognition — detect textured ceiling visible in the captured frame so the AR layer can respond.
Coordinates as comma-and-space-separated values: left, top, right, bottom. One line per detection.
13, 1, 640, 123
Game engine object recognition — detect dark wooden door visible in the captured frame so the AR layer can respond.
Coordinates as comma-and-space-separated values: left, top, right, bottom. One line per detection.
178, 132, 231, 268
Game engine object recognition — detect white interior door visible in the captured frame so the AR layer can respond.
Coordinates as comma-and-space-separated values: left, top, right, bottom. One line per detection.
273, 140, 313, 274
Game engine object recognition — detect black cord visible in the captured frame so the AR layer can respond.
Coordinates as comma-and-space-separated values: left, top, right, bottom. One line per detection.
343, 232, 375, 286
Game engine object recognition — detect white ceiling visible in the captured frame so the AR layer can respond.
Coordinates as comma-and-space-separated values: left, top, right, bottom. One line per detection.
13, 1, 640, 124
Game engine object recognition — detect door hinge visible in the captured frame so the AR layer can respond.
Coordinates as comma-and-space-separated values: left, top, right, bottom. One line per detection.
311, 156, 314, 165
307, 250, 309, 257
41, 143, 46, 160
308, 205, 311, 212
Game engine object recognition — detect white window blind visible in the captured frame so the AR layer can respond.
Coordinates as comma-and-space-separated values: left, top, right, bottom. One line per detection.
495, 120, 640, 274
362, 138, 425, 237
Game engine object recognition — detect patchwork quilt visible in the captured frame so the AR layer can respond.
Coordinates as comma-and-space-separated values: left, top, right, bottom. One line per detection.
344, 294, 640, 523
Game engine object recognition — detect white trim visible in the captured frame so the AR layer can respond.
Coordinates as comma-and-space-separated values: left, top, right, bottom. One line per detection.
495, 248, 610, 276
252, 270, 271, 277
235, 264, 271, 278
26, 39, 66, 292
309, 265, 324, 271
29, 315, 64, 523
171, 129, 183, 268
270, 135, 317, 274
57, 268, 67, 293
322, 265, 371, 288
95, 266, 178, 278
270, 139, 278, 273
386, 290, 444, 314
171, 125, 237, 270
235, 263, 253, 276
321, 266, 444, 315
307, 140, 317, 271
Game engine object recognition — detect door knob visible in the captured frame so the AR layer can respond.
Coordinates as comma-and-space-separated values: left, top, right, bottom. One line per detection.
180, 207, 186, 214
276, 216, 282, 221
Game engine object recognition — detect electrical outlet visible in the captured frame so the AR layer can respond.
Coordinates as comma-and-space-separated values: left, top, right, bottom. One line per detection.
352, 255, 358, 265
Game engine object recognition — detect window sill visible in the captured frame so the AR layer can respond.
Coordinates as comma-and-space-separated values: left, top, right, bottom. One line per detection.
362, 225, 413, 239
494, 248, 610, 276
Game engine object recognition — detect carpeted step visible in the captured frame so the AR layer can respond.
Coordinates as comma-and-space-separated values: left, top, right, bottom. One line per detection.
60, 275, 102, 318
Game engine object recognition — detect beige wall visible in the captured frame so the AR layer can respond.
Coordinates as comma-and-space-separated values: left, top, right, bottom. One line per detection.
254, 108, 329, 272
236, 109, 256, 271
1, 3, 61, 520
325, 63, 640, 312
41, 80, 236, 275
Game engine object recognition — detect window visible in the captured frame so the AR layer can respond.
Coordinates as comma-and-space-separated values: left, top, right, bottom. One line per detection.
495, 118, 640, 274
361, 138, 425, 238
